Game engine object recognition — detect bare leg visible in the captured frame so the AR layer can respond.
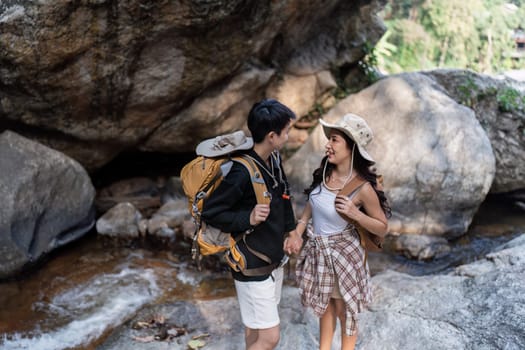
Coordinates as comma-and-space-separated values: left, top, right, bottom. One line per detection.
246, 327, 258, 348
247, 325, 280, 350
333, 298, 357, 350
341, 332, 358, 350
319, 299, 337, 350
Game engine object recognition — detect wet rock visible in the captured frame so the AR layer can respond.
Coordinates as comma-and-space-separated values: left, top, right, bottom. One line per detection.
0, 131, 95, 279
392, 234, 451, 260
95, 177, 162, 216
146, 200, 188, 235
96, 202, 142, 238
160, 177, 186, 204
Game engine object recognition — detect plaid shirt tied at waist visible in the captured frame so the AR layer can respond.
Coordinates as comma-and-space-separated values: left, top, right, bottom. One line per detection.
296, 226, 371, 336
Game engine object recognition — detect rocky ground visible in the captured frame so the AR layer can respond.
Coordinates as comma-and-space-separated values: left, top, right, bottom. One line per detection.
98, 234, 525, 350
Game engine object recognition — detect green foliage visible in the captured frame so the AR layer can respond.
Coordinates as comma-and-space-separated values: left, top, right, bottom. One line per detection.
384, 19, 433, 72
373, 30, 400, 73
477, 86, 498, 101
457, 77, 480, 107
358, 42, 381, 83
307, 102, 326, 119
378, 0, 524, 74
497, 87, 525, 112
451, 74, 525, 114
421, 0, 483, 68
454, 76, 525, 112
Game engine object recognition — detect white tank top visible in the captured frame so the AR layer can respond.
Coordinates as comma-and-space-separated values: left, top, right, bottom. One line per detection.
309, 184, 362, 236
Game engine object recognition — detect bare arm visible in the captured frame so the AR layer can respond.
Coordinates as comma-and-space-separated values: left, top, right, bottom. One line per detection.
294, 201, 312, 237
284, 201, 311, 254
335, 183, 388, 236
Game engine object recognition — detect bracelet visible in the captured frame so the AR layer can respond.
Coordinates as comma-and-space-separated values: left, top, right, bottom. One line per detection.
297, 219, 308, 226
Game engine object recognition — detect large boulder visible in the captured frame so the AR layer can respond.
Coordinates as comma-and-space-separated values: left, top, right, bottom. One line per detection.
287, 72, 495, 237
0, 131, 95, 279
423, 69, 525, 193
0, 0, 387, 170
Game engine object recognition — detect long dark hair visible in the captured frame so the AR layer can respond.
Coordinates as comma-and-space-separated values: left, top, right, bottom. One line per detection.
304, 133, 391, 218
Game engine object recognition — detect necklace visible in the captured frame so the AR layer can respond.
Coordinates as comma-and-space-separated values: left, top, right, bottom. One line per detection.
322, 145, 355, 191
323, 164, 353, 191
245, 154, 279, 188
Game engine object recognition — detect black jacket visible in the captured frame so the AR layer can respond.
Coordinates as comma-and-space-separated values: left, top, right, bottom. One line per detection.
201, 149, 296, 281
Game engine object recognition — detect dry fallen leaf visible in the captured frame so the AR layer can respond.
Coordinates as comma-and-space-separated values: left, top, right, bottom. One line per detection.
132, 321, 153, 329
131, 335, 155, 343
192, 333, 210, 340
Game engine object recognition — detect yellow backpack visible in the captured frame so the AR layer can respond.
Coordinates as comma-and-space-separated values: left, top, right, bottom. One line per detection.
180, 154, 273, 274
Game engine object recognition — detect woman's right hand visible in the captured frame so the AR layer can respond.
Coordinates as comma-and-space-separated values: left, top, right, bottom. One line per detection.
249, 204, 270, 225
284, 230, 303, 255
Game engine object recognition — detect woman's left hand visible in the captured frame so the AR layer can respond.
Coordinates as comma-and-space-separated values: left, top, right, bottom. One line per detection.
334, 195, 363, 222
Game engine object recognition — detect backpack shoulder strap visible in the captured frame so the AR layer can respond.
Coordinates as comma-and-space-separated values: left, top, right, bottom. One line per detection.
339, 176, 368, 198
339, 175, 384, 267
231, 155, 271, 205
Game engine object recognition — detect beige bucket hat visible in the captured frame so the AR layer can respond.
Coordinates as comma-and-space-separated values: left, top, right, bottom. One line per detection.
196, 130, 253, 157
319, 113, 375, 162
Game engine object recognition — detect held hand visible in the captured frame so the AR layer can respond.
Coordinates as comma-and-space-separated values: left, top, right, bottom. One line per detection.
334, 195, 363, 222
249, 204, 270, 226
284, 231, 303, 255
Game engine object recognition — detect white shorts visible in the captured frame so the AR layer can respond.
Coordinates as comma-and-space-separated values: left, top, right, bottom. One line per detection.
234, 267, 284, 329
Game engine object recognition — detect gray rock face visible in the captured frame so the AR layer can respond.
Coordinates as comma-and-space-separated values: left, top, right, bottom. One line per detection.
97, 285, 324, 350
97, 234, 525, 350
423, 69, 525, 194
287, 72, 496, 237
0, 0, 386, 170
358, 234, 525, 350
0, 131, 95, 279
96, 202, 142, 238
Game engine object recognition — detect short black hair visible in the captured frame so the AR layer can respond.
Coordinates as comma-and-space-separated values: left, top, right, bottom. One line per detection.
247, 99, 296, 143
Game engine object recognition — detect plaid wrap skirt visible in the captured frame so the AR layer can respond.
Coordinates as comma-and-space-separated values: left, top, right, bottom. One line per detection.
295, 226, 371, 336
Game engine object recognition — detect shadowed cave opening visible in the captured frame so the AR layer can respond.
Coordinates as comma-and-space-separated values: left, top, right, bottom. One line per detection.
90, 151, 196, 189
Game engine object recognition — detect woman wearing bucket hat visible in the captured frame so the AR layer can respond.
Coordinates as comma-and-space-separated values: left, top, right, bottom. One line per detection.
291, 113, 391, 350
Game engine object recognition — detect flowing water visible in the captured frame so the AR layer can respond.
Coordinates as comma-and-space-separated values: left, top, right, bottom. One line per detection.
370, 197, 525, 276
0, 238, 234, 350
0, 198, 523, 350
